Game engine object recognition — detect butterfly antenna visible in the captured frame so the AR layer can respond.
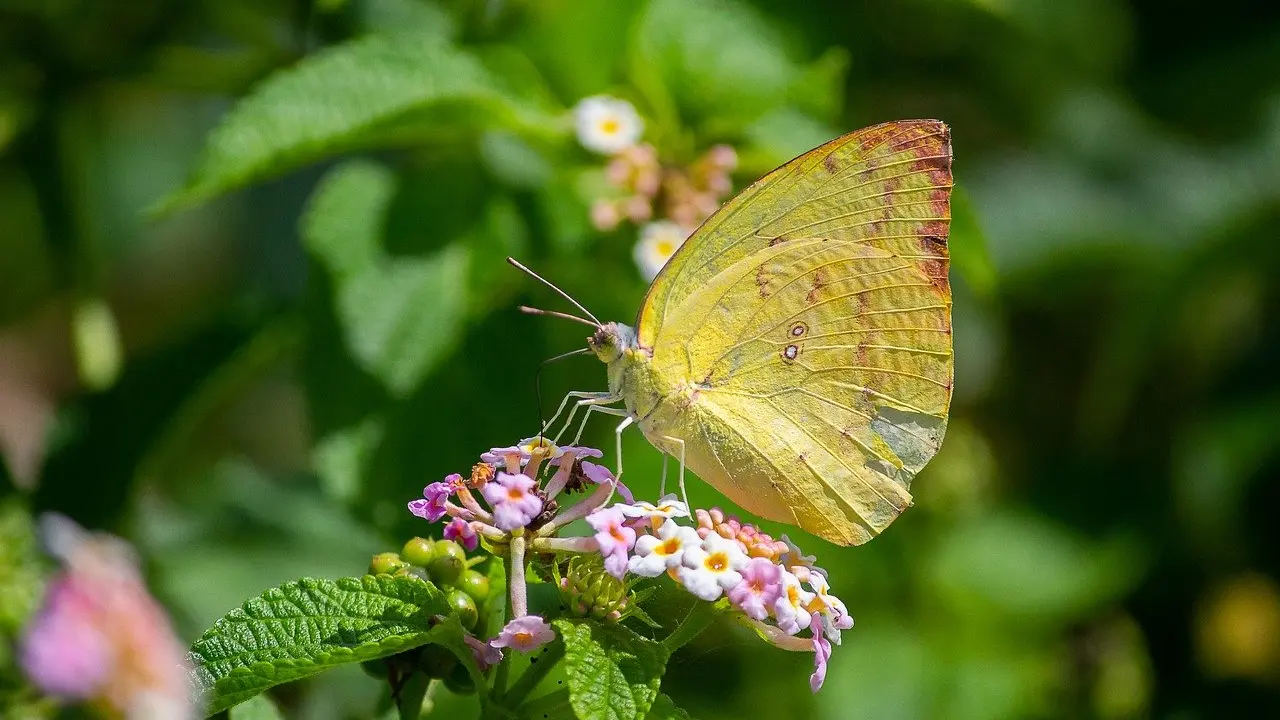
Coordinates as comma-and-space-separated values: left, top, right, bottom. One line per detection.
534, 348, 592, 443
507, 257, 602, 327
518, 306, 599, 328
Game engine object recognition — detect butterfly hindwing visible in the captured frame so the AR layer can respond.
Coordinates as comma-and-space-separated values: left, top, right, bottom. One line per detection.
644, 238, 951, 545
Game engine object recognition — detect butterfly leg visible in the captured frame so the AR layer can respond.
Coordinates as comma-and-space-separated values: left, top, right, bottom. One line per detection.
543, 391, 612, 438
660, 435, 690, 516
567, 399, 627, 446
555, 395, 622, 444
659, 454, 669, 497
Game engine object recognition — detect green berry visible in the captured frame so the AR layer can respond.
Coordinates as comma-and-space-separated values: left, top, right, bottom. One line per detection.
443, 662, 476, 695
455, 569, 491, 604
417, 644, 458, 679
446, 589, 479, 631
401, 537, 436, 566
369, 552, 406, 575
427, 541, 466, 584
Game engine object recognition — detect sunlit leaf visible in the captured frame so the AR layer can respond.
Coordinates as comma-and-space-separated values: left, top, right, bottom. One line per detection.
189, 575, 457, 715
555, 618, 669, 720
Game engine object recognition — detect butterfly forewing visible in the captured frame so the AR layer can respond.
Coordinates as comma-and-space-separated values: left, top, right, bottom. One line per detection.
637, 120, 952, 348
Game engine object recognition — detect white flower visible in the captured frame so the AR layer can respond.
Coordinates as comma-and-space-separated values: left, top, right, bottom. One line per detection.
574, 96, 643, 155
772, 569, 816, 636
806, 571, 854, 644
518, 435, 563, 460
616, 494, 690, 521
780, 534, 826, 578
628, 520, 701, 578
633, 222, 690, 280
677, 533, 748, 601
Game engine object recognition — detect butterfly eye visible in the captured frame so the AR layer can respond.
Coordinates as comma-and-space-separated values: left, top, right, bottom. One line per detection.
782, 345, 800, 362
790, 323, 807, 337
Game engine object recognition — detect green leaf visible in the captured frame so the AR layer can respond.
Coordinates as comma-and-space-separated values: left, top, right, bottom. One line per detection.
950, 186, 998, 299
228, 693, 285, 720
190, 575, 453, 715
161, 35, 509, 210
302, 160, 396, 280
301, 160, 473, 396
631, 0, 801, 128
645, 694, 691, 720
0, 501, 44, 633
554, 618, 669, 720
335, 243, 470, 397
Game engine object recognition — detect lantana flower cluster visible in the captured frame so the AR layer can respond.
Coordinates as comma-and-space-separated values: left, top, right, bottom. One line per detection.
572, 95, 739, 280
407, 438, 850, 692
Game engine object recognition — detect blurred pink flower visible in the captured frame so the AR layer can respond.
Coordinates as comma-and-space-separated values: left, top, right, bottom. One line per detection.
20, 514, 195, 717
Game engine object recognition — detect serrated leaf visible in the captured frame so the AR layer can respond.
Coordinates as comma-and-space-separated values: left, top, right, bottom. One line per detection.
189, 575, 452, 715
644, 694, 691, 720
554, 619, 669, 720
336, 243, 470, 396
162, 36, 508, 210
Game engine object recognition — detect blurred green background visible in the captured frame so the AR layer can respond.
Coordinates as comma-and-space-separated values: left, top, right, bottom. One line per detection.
2, 0, 1279, 718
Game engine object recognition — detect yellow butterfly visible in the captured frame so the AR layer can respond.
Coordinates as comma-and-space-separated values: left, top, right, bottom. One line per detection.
520, 120, 953, 547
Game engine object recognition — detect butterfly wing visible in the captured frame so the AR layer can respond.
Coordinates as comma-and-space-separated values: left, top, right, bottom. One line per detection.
637, 120, 951, 347
634, 121, 952, 546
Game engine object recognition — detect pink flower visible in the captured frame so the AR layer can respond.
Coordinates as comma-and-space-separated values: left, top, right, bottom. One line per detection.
489, 615, 555, 653
481, 472, 544, 531
464, 634, 503, 670
581, 461, 634, 503
443, 518, 479, 551
20, 578, 112, 699
810, 614, 832, 692
727, 558, 783, 621
480, 446, 530, 467
586, 507, 636, 580
409, 476, 459, 522
20, 515, 195, 717
549, 446, 604, 467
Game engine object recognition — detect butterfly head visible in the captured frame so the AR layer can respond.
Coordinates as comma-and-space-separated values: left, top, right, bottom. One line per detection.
587, 322, 637, 364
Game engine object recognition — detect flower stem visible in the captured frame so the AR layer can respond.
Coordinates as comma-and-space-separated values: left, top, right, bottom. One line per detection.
509, 530, 528, 618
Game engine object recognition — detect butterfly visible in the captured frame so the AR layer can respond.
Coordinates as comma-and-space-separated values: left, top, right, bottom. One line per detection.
518, 120, 953, 547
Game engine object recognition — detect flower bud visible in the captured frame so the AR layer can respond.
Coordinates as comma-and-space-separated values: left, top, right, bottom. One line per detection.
561, 554, 629, 622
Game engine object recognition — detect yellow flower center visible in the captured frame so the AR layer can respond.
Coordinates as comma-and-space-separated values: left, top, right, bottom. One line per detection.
655, 239, 675, 257
514, 631, 533, 646
659, 538, 681, 555
599, 118, 621, 135
507, 489, 524, 500
705, 552, 728, 572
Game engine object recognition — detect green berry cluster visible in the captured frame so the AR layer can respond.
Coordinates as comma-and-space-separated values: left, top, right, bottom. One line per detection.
368, 537, 491, 632
363, 537, 495, 695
